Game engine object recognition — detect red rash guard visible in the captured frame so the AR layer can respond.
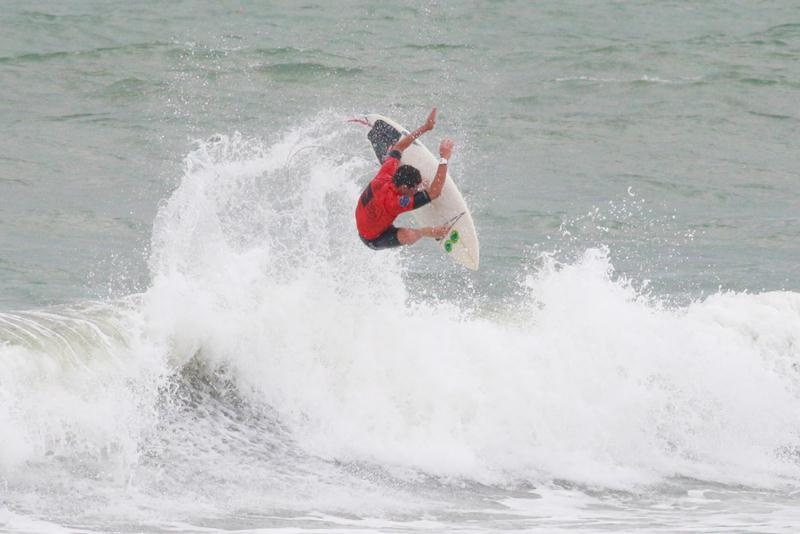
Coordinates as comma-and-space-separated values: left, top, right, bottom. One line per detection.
355, 153, 429, 240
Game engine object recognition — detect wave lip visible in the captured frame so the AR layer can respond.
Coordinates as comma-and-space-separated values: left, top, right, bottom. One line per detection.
0, 299, 167, 474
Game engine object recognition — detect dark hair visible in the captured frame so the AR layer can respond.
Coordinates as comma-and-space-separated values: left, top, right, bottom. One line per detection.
393, 165, 421, 188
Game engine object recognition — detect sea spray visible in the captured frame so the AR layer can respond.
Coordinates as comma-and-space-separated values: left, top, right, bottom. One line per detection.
3, 115, 800, 529
521, 249, 800, 487
141, 119, 800, 490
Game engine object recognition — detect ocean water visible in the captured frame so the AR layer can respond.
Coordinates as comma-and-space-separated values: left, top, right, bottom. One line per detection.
2, 1, 800, 532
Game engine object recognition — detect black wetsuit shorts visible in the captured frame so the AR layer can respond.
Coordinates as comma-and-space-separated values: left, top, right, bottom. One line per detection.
360, 226, 402, 250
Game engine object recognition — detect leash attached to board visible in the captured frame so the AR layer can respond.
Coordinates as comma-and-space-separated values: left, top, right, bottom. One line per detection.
347, 117, 370, 127
442, 211, 465, 232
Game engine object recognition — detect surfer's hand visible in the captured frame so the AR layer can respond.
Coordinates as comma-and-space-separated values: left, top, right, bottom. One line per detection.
439, 138, 454, 159
422, 108, 437, 132
428, 225, 449, 240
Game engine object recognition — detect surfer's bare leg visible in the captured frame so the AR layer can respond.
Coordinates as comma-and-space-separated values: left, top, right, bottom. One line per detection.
397, 226, 448, 245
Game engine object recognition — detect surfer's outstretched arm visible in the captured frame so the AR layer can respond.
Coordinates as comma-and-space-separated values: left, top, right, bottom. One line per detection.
392, 108, 437, 153
426, 138, 454, 201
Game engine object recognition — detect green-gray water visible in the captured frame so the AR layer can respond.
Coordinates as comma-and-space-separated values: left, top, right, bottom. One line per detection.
2, 2, 800, 532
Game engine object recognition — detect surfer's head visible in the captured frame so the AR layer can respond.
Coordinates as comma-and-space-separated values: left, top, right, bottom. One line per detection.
393, 165, 422, 189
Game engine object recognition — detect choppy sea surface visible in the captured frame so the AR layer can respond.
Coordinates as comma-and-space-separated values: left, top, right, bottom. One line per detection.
2, 2, 800, 532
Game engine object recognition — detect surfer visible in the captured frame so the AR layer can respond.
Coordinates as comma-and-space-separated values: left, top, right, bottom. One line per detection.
355, 108, 453, 250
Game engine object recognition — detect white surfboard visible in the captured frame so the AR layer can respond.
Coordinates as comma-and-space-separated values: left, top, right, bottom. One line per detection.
353, 113, 480, 270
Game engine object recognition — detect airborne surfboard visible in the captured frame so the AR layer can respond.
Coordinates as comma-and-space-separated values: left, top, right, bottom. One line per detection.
352, 114, 480, 270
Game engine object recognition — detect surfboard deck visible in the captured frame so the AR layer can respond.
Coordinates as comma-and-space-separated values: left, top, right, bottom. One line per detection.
353, 114, 480, 270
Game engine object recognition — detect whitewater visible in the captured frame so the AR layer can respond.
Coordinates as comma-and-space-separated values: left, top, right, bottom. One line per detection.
2, 118, 800, 532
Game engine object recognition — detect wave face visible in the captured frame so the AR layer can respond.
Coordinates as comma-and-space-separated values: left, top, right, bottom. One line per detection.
2, 116, 800, 527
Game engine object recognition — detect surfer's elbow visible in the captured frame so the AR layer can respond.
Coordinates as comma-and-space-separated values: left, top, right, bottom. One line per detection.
428, 181, 445, 200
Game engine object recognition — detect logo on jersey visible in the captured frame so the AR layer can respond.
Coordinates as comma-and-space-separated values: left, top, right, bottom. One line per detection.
399, 195, 411, 208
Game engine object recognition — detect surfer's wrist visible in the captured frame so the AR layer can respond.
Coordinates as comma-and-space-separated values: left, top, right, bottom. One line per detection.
438, 157, 448, 165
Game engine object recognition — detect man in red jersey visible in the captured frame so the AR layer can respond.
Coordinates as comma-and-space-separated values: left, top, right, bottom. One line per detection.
356, 108, 453, 250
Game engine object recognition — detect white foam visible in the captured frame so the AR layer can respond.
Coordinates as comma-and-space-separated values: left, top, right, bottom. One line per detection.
2, 114, 800, 529
140, 114, 800, 490
0, 301, 167, 478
